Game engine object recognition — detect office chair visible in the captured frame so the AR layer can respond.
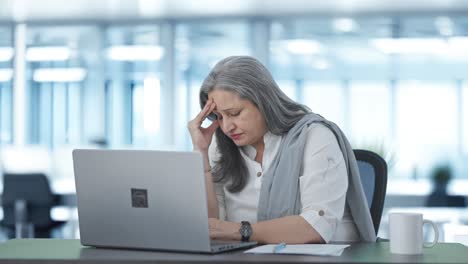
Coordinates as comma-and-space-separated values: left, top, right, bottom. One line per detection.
1, 172, 66, 238
353, 149, 388, 235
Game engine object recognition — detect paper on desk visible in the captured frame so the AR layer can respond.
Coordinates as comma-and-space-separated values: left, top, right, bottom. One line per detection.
244, 244, 350, 256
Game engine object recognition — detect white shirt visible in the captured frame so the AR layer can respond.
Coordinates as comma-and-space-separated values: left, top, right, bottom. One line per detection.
208, 123, 360, 243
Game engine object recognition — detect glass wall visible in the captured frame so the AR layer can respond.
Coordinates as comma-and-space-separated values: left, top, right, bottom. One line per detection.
269, 16, 468, 180
349, 81, 391, 148
26, 25, 100, 148
175, 20, 252, 148
3, 14, 468, 242
105, 25, 163, 148
396, 81, 459, 178
303, 81, 346, 129
269, 17, 394, 133
0, 26, 13, 144
2, 15, 468, 182
463, 82, 468, 155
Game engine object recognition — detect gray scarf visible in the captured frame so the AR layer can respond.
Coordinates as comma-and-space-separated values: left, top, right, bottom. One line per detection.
257, 113, 376, 242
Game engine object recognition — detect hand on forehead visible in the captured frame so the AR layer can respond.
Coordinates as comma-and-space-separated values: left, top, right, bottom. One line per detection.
208, 90, 243, 113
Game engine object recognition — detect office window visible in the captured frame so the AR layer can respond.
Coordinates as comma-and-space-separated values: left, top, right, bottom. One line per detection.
396, 81, 458, 178
269, 17, 393, 134
7, 16, 467, 184
303, 82, 346, 130
277, 81, 297, 101
0, 81, 12, 144
269, 17, 393, 78
30, 82, 83, 147
26, 25, 99, 148
0, 26, 13, 144
106, 25, 163, 148
131, 78, 161, 147
463, 82, 468, 155
269, 16, 468, 182
349, 82, 391, 148
175, 21, 252, 149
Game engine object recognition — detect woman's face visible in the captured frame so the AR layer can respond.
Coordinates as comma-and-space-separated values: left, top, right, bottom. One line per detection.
208, 89, 267, 148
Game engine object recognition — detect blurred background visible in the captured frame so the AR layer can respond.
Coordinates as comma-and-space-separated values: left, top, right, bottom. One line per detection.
0, 0, 467, 243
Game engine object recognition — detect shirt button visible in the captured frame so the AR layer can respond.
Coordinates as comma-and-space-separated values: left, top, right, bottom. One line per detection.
318, 210, 325, 216
256, 172, 262, 177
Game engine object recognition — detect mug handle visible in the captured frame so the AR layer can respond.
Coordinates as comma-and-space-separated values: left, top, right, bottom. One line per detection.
422, 219, 439, 248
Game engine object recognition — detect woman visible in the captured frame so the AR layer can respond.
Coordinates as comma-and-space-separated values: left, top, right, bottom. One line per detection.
187, 56, 375, 244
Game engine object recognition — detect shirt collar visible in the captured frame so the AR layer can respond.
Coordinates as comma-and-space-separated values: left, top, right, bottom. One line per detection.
241, 131, 282, 160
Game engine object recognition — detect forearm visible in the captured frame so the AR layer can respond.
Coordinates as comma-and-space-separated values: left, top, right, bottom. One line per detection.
251, 216, 325, 244
204, 171, 219, 218
199, 150, 219, 218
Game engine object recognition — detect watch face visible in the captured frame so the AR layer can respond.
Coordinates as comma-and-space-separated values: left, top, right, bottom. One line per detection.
240, 222, 252, 237
240, 226, 247, 236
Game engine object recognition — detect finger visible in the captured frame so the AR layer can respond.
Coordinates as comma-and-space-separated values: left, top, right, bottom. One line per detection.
209, 232, 217, 240
203, 100, 216, 120
194, 99, 214, 121
189, 101, 217, 132
203, 100, 217, 121
188, 103, 211, 130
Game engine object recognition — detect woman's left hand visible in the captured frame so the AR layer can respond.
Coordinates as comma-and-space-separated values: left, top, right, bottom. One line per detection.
208, 218, 242, 241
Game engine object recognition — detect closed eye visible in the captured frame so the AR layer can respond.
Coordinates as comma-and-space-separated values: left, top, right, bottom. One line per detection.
214, 110, 241, 120
227, 111, 240, 117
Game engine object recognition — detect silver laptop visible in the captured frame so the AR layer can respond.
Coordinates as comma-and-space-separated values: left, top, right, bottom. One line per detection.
72, 149, 257, 253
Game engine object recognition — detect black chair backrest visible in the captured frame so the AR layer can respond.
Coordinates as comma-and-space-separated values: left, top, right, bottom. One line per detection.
1, 172, 54, 228
353, 149, 388, 235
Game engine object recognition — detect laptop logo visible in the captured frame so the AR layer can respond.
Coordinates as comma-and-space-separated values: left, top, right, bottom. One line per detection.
131, 188, 148, 208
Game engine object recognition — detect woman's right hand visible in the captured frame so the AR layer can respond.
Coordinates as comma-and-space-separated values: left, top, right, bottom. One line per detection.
187, 99, 220, 152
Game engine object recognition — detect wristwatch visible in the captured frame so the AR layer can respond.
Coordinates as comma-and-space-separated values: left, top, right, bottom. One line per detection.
239, 221, 252, 242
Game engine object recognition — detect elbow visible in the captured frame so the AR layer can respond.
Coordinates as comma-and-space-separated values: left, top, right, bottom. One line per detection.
298, 216, 327, 244
303, 232, 326, 244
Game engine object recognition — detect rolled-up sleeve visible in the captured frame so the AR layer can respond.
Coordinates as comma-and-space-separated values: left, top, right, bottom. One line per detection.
208, 136, 227, 220
299, 123, 348, 243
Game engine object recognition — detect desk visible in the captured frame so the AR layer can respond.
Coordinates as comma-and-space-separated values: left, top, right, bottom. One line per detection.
0, 239, 467, 263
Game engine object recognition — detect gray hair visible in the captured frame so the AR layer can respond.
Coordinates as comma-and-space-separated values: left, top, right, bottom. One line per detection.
199, 56, 310, 193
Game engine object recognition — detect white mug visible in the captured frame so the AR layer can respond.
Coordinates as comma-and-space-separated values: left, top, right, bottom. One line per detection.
389, 212, 439, 255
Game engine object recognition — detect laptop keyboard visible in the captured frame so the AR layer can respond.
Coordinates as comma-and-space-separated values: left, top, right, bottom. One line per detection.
210, 240, 258, 253
211, 240, 239, 246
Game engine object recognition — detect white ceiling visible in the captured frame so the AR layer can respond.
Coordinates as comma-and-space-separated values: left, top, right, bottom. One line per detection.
2, 0, 468, 22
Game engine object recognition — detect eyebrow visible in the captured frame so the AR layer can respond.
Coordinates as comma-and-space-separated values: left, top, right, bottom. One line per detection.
217, 107, 239, 112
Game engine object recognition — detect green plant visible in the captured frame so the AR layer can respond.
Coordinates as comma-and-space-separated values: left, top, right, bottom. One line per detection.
431, 164, 452, 184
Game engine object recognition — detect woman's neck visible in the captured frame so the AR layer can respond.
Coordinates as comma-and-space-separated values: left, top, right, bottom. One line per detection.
253, 140, 265, 165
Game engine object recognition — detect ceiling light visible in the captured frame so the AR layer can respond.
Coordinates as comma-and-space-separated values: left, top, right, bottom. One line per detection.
0, 47, 14, 62
285, 39, 321, 55
107, 45, 164, 61
33, 68, 86, 82
370, 38, 447, 54
26, 46, 71, 61
333, 18, 358, 33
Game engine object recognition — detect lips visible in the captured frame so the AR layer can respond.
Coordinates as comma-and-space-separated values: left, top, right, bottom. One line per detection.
229, 133, 243, 140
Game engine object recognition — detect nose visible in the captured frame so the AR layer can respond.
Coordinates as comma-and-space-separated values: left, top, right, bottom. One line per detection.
220, 117, 235, 133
